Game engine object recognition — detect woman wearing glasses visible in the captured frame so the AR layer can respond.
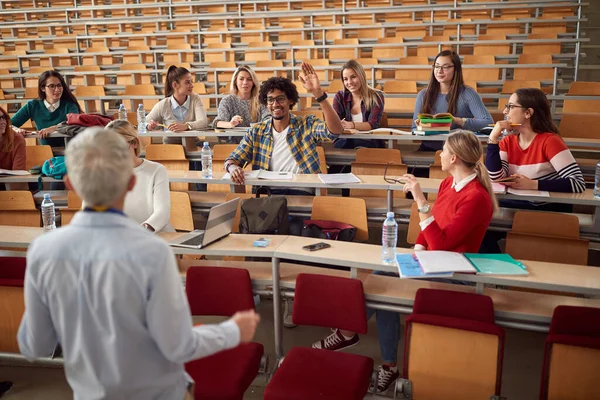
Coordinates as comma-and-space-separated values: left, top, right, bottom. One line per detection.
412, 50, 492, 151
11, 70, 82, 147
332, 59, 385, 149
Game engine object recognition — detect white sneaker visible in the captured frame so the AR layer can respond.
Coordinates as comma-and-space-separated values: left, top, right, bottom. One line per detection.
283, 298, 297, 328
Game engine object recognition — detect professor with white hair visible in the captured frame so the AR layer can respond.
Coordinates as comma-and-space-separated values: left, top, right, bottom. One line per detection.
17, 128, 260, 400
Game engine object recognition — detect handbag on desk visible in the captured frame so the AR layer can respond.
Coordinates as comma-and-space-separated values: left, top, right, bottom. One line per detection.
300, 220, 357, 242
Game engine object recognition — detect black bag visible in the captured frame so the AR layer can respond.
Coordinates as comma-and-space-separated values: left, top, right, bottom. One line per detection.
239, 187, 290, 234
300, 220, 357, 242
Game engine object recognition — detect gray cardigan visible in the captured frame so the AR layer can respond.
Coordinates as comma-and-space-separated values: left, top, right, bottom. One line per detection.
212, 94, 269, 127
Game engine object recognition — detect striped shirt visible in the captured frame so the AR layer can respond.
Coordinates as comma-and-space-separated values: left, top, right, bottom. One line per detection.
226, 113, 337, 174
485, 133, 585, 193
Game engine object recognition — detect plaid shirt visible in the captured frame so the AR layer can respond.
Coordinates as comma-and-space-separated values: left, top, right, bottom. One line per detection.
227, 113, 337, 174
332, 89, 385, 129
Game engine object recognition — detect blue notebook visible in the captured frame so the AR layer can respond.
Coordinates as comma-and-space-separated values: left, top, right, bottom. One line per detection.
396, 254, 453, 279
463, 253, 529, 276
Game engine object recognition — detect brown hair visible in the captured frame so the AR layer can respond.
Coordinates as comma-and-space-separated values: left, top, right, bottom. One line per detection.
38, 70, 82, 113
514, 88, 559, 134
105, 120, 140, 156
0, 106, 15, 154
165, 65, 191, 98
446, 130, 499, 213
421, 50, 464, 116
340, 59, 384, 112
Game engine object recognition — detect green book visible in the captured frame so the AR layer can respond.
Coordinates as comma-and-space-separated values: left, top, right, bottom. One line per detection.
464, 253, 529, 276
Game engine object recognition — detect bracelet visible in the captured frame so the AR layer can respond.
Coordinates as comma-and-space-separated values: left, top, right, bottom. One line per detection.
352, 122, 356, 129
315, 92, 328, 103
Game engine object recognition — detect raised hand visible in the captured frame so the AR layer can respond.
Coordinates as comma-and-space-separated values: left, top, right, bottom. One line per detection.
298, 61, 323, 97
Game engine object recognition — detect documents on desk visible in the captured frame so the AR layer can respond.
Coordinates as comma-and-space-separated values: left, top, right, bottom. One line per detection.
318, 173, 361, 184
415, 251, 476, 274
343, 127, 413, 135
507, 188, 550, 197
492, 182, 507, 194
0, 169, 30, 176
245, 170, 293, 180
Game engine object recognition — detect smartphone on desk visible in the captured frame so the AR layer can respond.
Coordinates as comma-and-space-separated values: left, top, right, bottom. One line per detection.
302, 242, 331, 252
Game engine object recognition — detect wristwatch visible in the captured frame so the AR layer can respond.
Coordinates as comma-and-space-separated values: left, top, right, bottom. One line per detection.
186, 122, 192, 131
315, 92, 328, 103
417, 203, 431, 214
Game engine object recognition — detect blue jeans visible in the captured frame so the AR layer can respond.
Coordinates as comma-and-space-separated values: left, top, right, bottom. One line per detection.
366, 270, 401, 364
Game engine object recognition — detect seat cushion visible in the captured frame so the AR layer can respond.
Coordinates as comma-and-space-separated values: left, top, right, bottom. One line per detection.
186, 342, 263, 400
264, 347, 374, 400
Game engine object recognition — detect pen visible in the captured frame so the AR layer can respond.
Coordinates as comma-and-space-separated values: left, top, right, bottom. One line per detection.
488, 123, 522, 127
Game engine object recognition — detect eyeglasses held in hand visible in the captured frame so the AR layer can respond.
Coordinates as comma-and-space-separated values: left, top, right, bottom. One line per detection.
266, 95, 287, 105
383, 163, 407, 184
433, 64, 454, 72
45, 84, 63, 90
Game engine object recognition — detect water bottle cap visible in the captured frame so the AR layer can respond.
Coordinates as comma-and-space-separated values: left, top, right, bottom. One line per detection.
386, 212, 394, 218
137, 104, 143, 109
43, 193, 50, 199
203, 142, 209, 147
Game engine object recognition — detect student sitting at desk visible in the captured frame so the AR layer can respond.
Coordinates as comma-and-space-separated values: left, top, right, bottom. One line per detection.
146, 65, 208, 146
312, 130, 497, 395
212, 65, 269, 141
224, 62, 344, 195
332, 59, 385, 149
485, 88, 585, 194
0, 106, 26, 172
412, 50, 492, 151
11, 70, 82, 148
106, 120, 174, 233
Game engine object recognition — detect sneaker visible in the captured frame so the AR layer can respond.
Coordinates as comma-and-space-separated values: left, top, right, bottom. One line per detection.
370, 365, 399, 394
0, 381, 13, 398
312, 329, 359, 351
283, 298, 297, 328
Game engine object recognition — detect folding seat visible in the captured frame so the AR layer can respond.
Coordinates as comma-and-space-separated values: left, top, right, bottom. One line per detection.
0, 257, 26, 353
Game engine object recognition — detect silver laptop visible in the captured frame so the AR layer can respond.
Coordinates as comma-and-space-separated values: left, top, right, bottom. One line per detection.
169, 198, 240, 249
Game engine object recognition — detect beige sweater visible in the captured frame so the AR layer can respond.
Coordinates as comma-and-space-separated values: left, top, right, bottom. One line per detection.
145, 94, 208, 146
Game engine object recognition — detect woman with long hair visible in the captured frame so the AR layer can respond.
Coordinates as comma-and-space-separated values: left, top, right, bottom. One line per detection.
332, 59, 385, 149
146, 65, 208, 145
213, 65, 268, 129
104, 119, 174, 233
486, 88, 585, 193
412, 50, 492, 151
313, 130, 497, 395
0, 106, 26, 171
11, 70, 81, 146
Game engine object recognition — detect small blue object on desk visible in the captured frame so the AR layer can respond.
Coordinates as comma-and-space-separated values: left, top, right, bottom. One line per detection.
253, 238, 271, 247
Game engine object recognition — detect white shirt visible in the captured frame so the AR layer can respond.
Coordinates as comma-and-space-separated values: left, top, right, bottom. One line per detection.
416, 173, 478, 245
169, 95, 190, 122
351, 113, 363, 123
44, 99, 60, 112
269, 126, 299, 173
124, 159, 174, 233
18, 212, 240, 400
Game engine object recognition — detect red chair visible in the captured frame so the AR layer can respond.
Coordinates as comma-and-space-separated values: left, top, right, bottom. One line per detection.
397, 288, 505, 400
0, 257, 26, 353
539, 306, 600, 400
264, 273, 373, 400
184, 267, 264, 400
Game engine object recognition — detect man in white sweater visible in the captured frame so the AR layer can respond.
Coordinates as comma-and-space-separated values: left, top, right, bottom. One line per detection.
18, 128, 260, 400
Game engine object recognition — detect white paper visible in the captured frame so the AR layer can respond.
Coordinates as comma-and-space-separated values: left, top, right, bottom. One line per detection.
492, 183, 507, 194
318, 173, 361, 184
243, 170, 293, 180
415, 250, 476, 274
0, 169, 31, 176
507, 188, 550, 197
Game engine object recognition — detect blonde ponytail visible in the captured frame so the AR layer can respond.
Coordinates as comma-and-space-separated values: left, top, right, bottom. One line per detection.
474, 161, 499, 213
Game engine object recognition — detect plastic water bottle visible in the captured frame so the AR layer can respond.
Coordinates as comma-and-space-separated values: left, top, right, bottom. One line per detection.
594, 161, 600, 199
201, 142, 213, 179
118, 104, 127, 121
382, 212, 398, 264
41, 193, 56, 232
136, 104, 146, 134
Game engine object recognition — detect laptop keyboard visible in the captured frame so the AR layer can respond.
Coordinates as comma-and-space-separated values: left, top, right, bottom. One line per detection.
180, 233, 205, 246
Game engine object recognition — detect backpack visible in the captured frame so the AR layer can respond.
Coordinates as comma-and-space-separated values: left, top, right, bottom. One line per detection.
300, 220, 357, 242
239, 187, 290, 235
42, 156, 67, 179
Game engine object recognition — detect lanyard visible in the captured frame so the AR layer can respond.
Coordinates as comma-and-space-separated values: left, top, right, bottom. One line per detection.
83, 206, 126, 217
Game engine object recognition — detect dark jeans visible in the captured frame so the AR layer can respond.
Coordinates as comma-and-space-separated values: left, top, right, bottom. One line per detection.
190, 161, 207, 191
333, 138, 385, 149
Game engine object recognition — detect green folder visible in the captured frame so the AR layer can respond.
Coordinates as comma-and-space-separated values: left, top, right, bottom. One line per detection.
463, 253, 529, 276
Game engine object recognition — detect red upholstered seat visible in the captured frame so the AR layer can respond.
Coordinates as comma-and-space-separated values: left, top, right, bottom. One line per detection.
186, 342, 264, 400
184, 266, 262, 400
264, 347, 373, 400
0, 257, 26, 287
264, 273, 373, 400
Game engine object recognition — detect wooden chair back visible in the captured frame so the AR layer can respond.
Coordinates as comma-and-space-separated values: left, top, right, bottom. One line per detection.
356, 148, 402, 164
25, 145, 53, 170
515, 54, 554, 81
245, 41, 273, 61
288, 39, 316, 61
384, 81, 417, 93
473, 35, 510, 56
406, 202, 421, 245
546, 344, 600, 399
145, 144, 189, 191
395, 57, 431, 81
255, 60, 286, 81
330, 38, 359, 60
225, 192, 255, 233
205, 42, 233, 63
563, 98, 600, 114
310, 196, 369, 242
568, 81, 600, 95
505, 211, 588, 265
209, 144, 238, 193
124, 84, 157, 110
0, 191, 39, 227
559, 114, 600, 139
75, 85, 105, 113
170, 191, 194, 232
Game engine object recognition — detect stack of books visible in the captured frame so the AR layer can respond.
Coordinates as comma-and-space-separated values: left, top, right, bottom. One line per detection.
415, 112, 453, 135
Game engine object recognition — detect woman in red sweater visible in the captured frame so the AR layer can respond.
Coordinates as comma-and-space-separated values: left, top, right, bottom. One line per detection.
312, 131, 498, 394
0, 106, 26, 172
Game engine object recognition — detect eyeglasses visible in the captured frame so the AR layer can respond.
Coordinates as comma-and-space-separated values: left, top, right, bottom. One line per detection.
504, 103, 527, 111
266, 95, 287, 105
0, 115, 6, 121
383, 163, 407, 184
45, 84, 63, 90
433, 64, 454, 72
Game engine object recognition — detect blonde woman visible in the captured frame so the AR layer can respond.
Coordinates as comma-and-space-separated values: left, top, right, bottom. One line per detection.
333, 59, 385, 148
213, 65, 269, 129
105, 120, 174, 233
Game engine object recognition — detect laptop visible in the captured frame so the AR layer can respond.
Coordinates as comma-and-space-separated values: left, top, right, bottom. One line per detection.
169, 198, 240, 249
